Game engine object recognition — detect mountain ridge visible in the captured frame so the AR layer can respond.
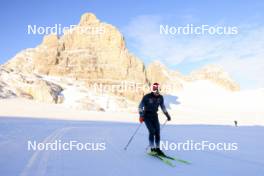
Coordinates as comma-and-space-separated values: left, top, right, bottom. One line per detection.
1, 12, 240, 110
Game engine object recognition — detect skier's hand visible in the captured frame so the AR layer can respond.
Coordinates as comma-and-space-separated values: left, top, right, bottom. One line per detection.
166, 114, 171, 121
165, 112, 171, 121
139, 117, 144, 123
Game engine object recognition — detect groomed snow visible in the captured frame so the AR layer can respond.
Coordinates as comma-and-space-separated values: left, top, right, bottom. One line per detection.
0, 117, 263, 176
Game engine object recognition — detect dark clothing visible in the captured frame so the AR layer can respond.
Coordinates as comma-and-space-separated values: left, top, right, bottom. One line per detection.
138, 93, 168, 118
138, 92, 171, 148
144, 112, 160, 147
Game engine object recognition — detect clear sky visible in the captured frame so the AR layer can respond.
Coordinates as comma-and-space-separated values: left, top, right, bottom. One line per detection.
0, 0, 264, 89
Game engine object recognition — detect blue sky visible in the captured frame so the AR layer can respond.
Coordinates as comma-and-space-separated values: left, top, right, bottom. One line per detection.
0, 0, 264, 88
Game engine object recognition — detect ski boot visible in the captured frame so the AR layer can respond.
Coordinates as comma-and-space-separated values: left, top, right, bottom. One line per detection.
156, 148, 165, 156
149, 147, 158, 155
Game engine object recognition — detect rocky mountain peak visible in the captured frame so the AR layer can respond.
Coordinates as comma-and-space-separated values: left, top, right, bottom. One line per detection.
3, 12, 148, 101
147, 61, 170, 83
42, 34, 59, 48
79, 13, 100, 26
188, 64, 240, 91
2, 12, 240, 108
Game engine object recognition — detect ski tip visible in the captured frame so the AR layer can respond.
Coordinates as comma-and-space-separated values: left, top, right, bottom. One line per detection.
176, 159, 191, 165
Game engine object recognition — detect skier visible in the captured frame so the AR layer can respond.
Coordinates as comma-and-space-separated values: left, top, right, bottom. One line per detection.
138, 82, 171, 156
234, 120, 238, 127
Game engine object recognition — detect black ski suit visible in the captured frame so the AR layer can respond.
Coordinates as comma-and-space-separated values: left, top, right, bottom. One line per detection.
138, 92, 171, 148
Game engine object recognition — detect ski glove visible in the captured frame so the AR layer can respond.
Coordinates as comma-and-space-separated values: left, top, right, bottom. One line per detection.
165, 112, 171, 121
139, 117, 144, 123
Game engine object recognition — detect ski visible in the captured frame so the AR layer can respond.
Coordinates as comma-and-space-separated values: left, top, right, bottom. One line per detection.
161, 154, 191, 164
147, 152, 176, 167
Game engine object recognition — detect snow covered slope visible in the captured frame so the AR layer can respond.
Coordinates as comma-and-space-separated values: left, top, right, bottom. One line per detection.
164, 80, 264, 125
0, 117, 263, 176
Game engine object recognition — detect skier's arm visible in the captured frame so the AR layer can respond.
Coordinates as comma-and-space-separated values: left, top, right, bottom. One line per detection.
138, 96, 145, 118
160, 96, 171, 121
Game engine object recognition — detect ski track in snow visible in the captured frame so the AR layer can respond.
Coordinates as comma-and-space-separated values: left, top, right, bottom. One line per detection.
0, 117, 264, 176
20, 127, 74, 176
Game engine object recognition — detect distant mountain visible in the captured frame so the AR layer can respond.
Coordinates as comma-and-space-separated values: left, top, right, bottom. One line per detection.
187, 65, 240, 91
0, 67, 63, 102
146, 61, 239, 93
0, 12, 240, 111
3, 13, 148, 101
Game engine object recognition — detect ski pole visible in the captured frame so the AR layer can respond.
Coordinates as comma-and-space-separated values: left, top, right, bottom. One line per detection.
124, 123, 142, 150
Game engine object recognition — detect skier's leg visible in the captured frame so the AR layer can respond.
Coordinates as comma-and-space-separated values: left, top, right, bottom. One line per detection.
144, 118, 155, 148
152, 116, 165, 155
155, 131, 160, 148
153, 115, 160, 148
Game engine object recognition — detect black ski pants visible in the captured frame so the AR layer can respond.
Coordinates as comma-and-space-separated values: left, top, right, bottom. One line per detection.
144, 112, 160, 148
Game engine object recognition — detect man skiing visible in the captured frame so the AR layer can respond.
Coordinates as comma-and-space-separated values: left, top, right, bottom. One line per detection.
138, 82, 171, 156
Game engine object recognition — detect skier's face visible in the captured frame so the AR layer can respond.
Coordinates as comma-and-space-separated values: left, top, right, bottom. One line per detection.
153, 91, 160, 96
